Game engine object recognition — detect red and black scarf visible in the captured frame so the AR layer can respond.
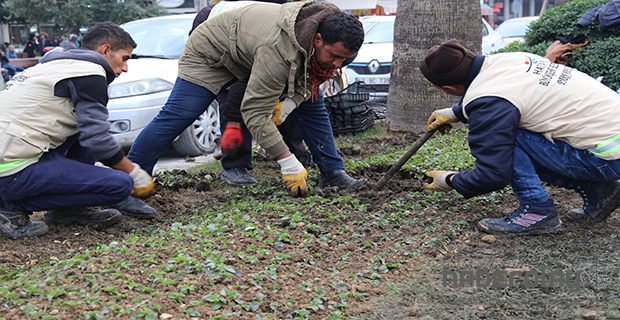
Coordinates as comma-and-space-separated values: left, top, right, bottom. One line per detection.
308, 53, 338, 102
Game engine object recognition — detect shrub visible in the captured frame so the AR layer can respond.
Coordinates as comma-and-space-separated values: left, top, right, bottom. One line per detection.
496, 0, 620, 90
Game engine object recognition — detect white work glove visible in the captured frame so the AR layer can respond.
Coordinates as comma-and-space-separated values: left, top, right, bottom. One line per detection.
423, 170, 458, 192
427, 107, 458, 131
272, 98, 297, 126
277, 154, 308, 197
129, 163, 155, 198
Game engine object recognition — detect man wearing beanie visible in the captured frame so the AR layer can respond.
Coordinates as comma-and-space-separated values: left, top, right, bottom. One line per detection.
420, 39, 620, 235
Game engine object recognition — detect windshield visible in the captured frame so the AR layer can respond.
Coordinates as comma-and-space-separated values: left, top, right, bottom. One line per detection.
122, 17, 192, 59
363, 20, 394, 44
496, 19, 534, 38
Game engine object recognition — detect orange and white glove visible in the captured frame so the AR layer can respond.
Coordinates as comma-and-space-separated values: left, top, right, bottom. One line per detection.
277, 154, 308, 197
427, 107, 458, 131
423, 170, 458, 192
129, 163, 155, 197
271, 98, 297, 126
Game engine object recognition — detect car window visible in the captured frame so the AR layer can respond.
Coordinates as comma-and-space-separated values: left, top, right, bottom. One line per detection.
496, 20, 533, 37
363, 20, 394, 44
122, 18, 192, 58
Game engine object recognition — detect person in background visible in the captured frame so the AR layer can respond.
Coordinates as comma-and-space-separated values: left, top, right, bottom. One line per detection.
39, 32, 53, 54
0, 22, 157, 239
6, 44, 18, 59
421, 39, 620, 235
23, 33, 38, 58
0, 46, 24, 80
59, 34, 79, 51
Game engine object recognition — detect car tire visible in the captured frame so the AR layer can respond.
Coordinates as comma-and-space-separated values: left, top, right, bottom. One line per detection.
172, 100, 220, 157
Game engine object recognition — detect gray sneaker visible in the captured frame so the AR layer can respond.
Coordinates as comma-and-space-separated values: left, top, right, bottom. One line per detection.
44, 207, 122, 230
0, 208, 49, 239
220, 168, 257, 186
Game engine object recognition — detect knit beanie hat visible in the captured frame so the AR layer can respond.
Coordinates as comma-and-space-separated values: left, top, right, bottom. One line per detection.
420, 39, 475, 86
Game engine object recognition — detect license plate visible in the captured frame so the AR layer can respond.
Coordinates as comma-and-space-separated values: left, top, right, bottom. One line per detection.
355, 77, 390, 85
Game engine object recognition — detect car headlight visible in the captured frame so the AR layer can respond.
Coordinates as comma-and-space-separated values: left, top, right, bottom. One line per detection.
108, 78, 173, 99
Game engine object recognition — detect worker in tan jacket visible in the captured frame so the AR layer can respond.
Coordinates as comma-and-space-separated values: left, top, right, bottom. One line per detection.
128, 0, 365, 196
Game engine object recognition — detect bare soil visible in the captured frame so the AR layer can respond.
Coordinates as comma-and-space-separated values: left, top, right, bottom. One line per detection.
1, 130, 619, 319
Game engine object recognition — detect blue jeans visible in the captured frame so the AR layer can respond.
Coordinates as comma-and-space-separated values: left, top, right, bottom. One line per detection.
0, 140, 132, 212
129, 78, 217, 173
511, 129, 620, 203
129, 77, 344, 174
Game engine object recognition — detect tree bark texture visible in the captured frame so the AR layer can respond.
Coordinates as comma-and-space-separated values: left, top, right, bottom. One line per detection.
386, 0, 481, 131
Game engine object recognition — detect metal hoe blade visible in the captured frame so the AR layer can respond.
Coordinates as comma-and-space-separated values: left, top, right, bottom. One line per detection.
373, 129, 437, 191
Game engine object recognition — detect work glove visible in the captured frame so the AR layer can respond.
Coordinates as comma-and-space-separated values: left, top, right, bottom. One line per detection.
129, 163, 155, 197
220, 123, 243, 156
544, 39, 588, 65
277, 154, 308, 197
272, 98, 297, 126
423, 170, 458, 192
427, 107, 458, 132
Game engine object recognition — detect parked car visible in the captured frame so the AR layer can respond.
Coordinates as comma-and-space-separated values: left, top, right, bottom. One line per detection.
495, 16, 539, 46
482, 18, 505, 55
107, 14, 220, 156
345, 16, 505, 88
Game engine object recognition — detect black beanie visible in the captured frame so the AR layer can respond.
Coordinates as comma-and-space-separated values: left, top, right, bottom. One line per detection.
420, 39, 475, 86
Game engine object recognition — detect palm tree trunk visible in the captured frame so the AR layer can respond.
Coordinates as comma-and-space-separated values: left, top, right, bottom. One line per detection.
386, 0, 481, 131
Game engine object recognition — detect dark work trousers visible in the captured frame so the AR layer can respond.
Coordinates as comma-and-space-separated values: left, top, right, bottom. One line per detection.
0, 137, 132, 212
217, 79, 312, 170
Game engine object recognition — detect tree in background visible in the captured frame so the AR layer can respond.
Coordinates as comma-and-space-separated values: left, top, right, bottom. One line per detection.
1, 0, 164, 34
386, 1, 481, 131
0, 0, 11, 24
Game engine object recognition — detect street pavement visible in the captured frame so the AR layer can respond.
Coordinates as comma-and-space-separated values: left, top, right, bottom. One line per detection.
153, 150, 218, 173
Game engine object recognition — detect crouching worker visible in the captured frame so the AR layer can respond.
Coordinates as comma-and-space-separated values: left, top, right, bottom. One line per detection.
0, 22, 156, 239
420, 39, 620, 235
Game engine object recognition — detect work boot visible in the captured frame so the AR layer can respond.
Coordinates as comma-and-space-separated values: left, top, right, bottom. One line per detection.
478, 200, 562, 235
220, 168, 257, 186
318, 169, 366, 189
113, 196, 157, 219
565, 180, 620, 223
0, 208, 48, 239
44, 207, 121, 229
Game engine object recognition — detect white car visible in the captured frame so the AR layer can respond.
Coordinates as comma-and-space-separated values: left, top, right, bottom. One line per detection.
107, 14, 220, 156
495, 16, 539, 46
345, 16, 505, 87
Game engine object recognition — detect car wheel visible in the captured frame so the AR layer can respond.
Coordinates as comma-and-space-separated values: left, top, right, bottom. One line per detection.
172, 100, 220, 156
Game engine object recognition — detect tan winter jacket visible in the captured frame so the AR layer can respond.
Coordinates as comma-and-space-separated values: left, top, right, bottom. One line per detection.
179, 0, 339, 157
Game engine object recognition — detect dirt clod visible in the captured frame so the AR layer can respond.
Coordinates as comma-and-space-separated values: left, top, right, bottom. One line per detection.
481, 234, 497, 244
580, 309, 598, 320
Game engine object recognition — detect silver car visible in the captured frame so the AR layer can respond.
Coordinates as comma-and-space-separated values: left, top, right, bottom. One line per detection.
345, 16, 505, 88
107, 14, 220, 156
